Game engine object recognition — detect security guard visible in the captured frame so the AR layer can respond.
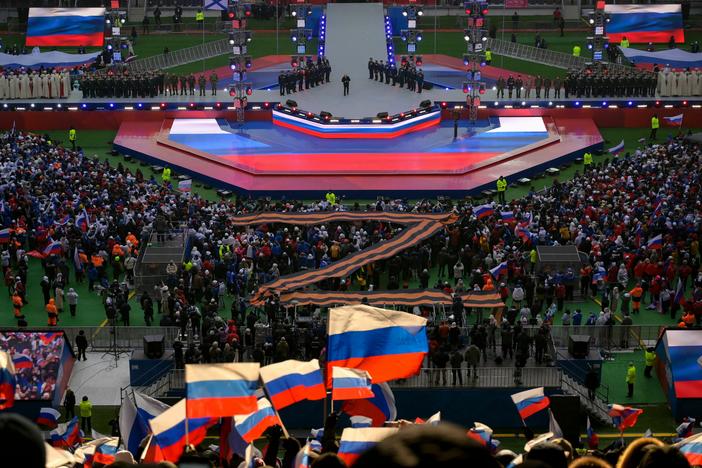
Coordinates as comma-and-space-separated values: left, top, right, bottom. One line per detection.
572, 45, 581, 57
626, 362, 636, 398
485, 48, 492, 65
68, 126, 77, 151
583, 151, 593, 171
650, 114, 659, 140
161, 166, 172, 185
620, 36, 630, 49
496, 176, 507, 204
79, 395, 93, 434
644, 347, 656, 378
195, 8, 205, 28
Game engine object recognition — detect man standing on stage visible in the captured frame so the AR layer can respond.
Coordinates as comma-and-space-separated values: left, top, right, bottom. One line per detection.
342, 73, 350, 96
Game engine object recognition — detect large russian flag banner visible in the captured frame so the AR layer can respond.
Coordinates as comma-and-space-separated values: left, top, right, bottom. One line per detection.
259, 359, 326, 411
327, 305, 428, 385
185, 363, 259, 419
605, 4, 684, 44
27, 8, 106, 47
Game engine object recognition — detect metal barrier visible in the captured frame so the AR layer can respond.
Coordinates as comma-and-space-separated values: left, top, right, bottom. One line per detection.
395, 366, 562, 388
126, 38, 232, 73
33, 326, 181, 351
548, 325, 665, 351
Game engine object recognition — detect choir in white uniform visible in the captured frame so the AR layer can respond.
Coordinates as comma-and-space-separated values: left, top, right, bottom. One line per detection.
0, 70, 72, 99
657, 68, 702, 97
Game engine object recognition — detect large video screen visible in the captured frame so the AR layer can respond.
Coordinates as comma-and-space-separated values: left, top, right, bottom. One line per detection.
0, 332, 67, 401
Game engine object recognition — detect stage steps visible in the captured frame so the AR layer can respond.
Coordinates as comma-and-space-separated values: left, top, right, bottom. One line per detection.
324, 2, 388, 84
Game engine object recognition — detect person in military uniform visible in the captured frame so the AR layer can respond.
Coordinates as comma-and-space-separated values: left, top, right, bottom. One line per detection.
324, 59, 331, 83
179, 75, 187, 96
506, 75, 514, 98
188, 73, 196, 96
198, 74, 206, 96
534, 75, 542, 98
496, 75, 505, 98
373, 60, 380, 80
368, 58, 374, 79
543, 76, 552, 98
515, 75, 523, 99
416, 69, 424, 93
209, 72, 218, 95
278, 71, 286, 96
297, 68, 304, 92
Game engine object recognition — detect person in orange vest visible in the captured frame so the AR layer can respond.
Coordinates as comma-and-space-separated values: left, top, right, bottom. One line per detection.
629, 283, 643, 314
46, 298, 58, 326
126, 232, 139, 247
12, 292, 23, 318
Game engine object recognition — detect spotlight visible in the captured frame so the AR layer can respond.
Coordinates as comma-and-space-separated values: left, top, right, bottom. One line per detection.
402, 8, 408, 17
246, 86, 253, 96
306, 6, 312, 16
417, 8, 424, 16
417, 34, 423, 42
440, 101, 448, 109
245, 57, 252, 68
464, 31, 471, 42
291, 34, 297, 42
292, 10, 297, 17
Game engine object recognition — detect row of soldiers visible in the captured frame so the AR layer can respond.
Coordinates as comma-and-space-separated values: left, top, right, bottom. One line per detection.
368, 58, 425, 93
80, 71, 220, 99
278, 59, 332, 96
563, 68, 658, 98
0, 70, 72, 99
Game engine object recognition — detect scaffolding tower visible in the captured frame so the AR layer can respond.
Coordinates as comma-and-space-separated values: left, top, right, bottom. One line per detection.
462, 1, 488, 123
226, 0, 254, 123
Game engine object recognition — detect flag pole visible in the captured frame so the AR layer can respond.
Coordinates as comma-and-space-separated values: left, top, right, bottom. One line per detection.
261, 380, 290, 438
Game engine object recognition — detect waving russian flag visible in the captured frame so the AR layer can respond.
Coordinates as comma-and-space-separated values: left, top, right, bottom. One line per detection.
500, 211, 515, 223
664, 114, 684, 126
54, 215, 71, 227
332, 367, 374, 401
93, 438, 120, 466
608, 139, 625, 155
467, 422, 493, 447
605, 4, 684, 44
474, 204, 494, 220
490, 262, 508, 279
259, 359, 326, 411
338, 427, 398, 466
185, 363, 259, 419
327, 305, 427, 385
234, 398, 282, 443
0, 228, 12, 244
37, 407, 61, 429
350, 415, 373, 428
75, 209, 90, 233
415, 411, 441, 426
675, 432, 702, 466
647, 234, 663, 250
50, 416, 81, 448
676, 418, 696, 439
586, 416, 598, 449
27, 8, 106, 47
43, 240, 63, 257
12, 354, 32, 370
149, 399, 214, 462
0, 352, 15, 410
511, 387, 550, 420
342, 383, 397, 427
608, 404, 643, 431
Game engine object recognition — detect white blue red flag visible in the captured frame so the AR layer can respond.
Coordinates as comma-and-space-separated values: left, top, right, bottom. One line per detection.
149, 399, 214, 462
178, 179, 192, 192
54, 215, 71, 227
49, 416, 82, 448
327, 305, 427, 384
474, 204, 494, 219
511, 387, 550, 420
675, 432, 702, 466
586, 416, 598, 449
608, 404, 643, 431
185, 363, 259, 419
415, 411, 441, 425
0, 228, 12, 243
332, 367, 374, 401
93, 438, 120, 466
500, 211, 515, 223
337, 427, 398, 466
467, 422, 497, 449
664, 114, 684, 126
490, 262, 508, 279
120, 391, 171, 457
12, 353, 33, 369
342, 383, 397, 427
350, 416, 373, 428
43, 239, 63, 257
647, 234, 663, 250
0, 351, 16, 410
37, 407, 61, 429
676, 418, 696, 439
664, 329, 702, 398
608, 139, 625, 155
259, 359, 326, 411
75, 209, 89, 232
27, 8, 106, 47
605, 4, 684, 44
233, 397, 282, 443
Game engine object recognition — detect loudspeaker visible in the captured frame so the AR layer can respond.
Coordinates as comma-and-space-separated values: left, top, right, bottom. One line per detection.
376, 111, 389, 119
568, 335, 590, 359
144, 335, 165, 359
320, 111, 332, 119
285, 99, 298, 108
419, 99, 432, 108
548, 395, 581, 447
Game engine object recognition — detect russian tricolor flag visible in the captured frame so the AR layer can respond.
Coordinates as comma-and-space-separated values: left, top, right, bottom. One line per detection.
608, 404, 643, 431
415, 411, 441, 426
332, 367, 374, 401
474, 204, 494, 220
93, 438, 120, 466
43, 240, 63, 257
149, 399, 214, 462
234, 398, 282, 443
75, 209, 89, 233
676, 418, 696, 439
605, 4, 684, 44
12, 354, 33, 370
608, 139, 625, 155
511, 387, 550, 420
665, 330, 702, 398
0, 351, 15, 410
500, 211, 515, 223
178, 179, 193, 192
49, 416, 82, 448
327, 305, 427, 384
342, 383, 397, 427
675, 432, 702, 467
586, 416, 598, 449
27, 8, 106, 47
664, 114, 684, 126
647, 234, 663, 250
337, 427, 398, 466
350, 416, 373, 428
0, 228, 12, 244
467, 422, 493, 447
36, 407, 61, 429
185, 363, 259, 419
259, 359, 326, 411
490, 262, 508, 280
